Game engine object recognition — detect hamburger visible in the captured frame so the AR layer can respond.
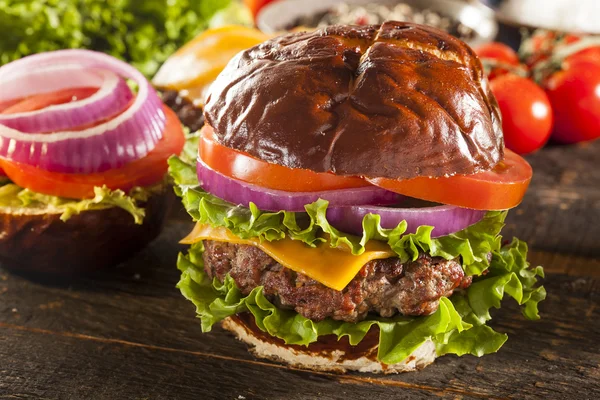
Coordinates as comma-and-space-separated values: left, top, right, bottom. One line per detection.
169, 22, 546, 373
0, 49, 185, 274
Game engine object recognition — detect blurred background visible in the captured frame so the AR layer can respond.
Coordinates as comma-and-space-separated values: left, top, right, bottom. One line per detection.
2, 0, 599, 74
2, 0, 600, 151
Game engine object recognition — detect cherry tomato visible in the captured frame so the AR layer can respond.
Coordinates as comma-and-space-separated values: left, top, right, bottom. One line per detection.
0, 104, 185, 199
544, 59, 600, 144
367, 150, 532, 211
489, 74, 553, 154
243, 0, 277, 18
521, 31, 581, 67
474, 42, 520, 66
199, 125, 370, 192
566, 46, 600, 65
473, 42, 527, 80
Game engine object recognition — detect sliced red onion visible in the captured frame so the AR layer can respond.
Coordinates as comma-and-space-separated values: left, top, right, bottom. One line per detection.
197, 157, 402, 212
0, 68, 133, 133
0, 50, 165, 173
0, 65, 105, 101
327, 204, 486, 238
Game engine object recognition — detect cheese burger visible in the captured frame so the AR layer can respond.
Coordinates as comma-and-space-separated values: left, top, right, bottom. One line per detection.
169, 22, 546, 373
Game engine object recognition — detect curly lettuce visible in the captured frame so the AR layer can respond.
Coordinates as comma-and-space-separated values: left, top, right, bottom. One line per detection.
0, 182, 164, 224
170, 156, 505, 277
170, 155, 545, 362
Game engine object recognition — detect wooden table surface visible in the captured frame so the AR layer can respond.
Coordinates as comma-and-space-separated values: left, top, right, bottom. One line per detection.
1, 141, 599, 400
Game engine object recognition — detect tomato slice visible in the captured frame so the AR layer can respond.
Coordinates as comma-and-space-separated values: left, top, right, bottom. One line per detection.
367, 150, 532, 210
0, 105, 184, 199
199, 125, 370, 192
1, 87, 98, 115
0, 99, 22, 113
200, 124, 531, 208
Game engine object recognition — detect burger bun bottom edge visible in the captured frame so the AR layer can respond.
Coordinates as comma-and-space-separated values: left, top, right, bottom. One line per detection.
221, 315, 437, 374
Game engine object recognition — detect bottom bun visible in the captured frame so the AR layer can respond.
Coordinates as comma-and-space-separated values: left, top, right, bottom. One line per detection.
222, 314, 437, 374
0, 186, 172, 274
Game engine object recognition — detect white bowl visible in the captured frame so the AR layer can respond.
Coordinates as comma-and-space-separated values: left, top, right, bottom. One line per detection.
256, 0, 498, 47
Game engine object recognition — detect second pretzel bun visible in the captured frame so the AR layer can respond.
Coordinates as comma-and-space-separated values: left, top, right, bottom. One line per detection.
0, 186, 171, 274
205, 22, 503, 180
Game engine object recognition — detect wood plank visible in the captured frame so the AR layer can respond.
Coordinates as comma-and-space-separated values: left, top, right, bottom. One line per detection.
503, 188, 600, 262
0, 327, 477, 400
525, 141, 599, 191
0, 141, 598, 399
502, 141, 600, 261
1, 243, 599, 399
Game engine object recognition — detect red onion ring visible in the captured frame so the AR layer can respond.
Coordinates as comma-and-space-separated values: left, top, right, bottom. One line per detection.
0, 68, 133, 133
197, 157, 402, 212
326, 204, 486, 238
0, 50, 165, 173
0, 65, 106, 100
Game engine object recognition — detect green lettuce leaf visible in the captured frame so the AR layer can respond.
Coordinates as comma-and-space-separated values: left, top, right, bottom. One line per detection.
180, 127, 201, 166
170, 155, 545, 363
177, 238, 545, 364
0, 182, 164, 224
169, 155, 506, 277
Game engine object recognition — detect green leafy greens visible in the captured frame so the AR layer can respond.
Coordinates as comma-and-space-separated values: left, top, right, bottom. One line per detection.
0, 0, 231, 76
170, 156, 507, 276
169, 155, 545, 363
177, 238, 544, 363
0, 181, 165, 224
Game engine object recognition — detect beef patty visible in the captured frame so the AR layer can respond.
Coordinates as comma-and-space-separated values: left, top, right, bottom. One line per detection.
202, 240, 472, 323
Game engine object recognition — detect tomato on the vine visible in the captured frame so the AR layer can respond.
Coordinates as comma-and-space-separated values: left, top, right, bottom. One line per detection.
490, 74, 553, 154
566, 46, 600, 65
544, 59, 600, 144
474, 42, 520, 66
474, 42, 527, 80
521, 30, 581, 67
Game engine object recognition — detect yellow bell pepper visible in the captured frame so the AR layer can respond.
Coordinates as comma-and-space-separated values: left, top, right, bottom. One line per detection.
153, 26, 269, 106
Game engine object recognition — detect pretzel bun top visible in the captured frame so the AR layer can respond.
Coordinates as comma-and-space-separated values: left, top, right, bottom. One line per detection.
204, 22, 503, 179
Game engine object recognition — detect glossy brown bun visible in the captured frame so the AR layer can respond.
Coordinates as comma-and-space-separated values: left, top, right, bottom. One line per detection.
205, 22, 503, 179
222, 314, 436, 374
0, 186, 171, 274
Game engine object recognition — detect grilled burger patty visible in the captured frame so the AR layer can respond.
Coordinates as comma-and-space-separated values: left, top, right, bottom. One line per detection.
203, 240, 473, 323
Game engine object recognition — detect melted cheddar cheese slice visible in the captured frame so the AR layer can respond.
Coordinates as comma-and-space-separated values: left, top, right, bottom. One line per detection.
181, 223, 396, 291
